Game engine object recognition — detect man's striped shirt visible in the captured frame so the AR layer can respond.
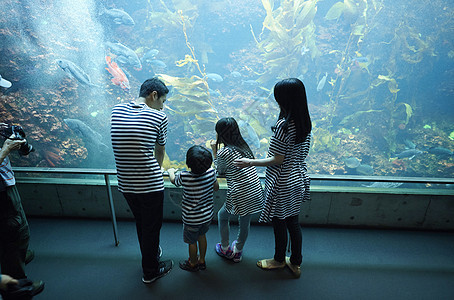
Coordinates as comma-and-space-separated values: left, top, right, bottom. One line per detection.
111, 101, 168, 193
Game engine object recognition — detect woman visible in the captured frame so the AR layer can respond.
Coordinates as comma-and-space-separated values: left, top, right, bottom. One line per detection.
234, 78, 312, 278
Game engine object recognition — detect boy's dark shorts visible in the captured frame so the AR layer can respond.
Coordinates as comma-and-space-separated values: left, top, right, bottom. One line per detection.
183, 222, 210, 244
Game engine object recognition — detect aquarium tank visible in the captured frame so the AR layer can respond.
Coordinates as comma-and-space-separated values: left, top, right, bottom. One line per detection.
0, 0, 453, 181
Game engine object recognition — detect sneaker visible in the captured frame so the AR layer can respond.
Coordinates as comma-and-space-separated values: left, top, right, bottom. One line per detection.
215, 243, 233, 259
4, 279, 44, 298
231, 240, 243, 263
179, 259, 199, 272
142, 260, 173, 284
25, 249, 35, 265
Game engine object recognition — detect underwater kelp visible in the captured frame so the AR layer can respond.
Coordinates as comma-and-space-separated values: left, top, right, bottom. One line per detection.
252, 0, 321, 84
0, 0, 452, 178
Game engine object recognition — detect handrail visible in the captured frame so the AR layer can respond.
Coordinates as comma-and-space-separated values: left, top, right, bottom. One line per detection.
13, 167, 454, 185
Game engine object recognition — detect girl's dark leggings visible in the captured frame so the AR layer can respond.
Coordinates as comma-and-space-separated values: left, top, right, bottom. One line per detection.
272, 215, 302, 265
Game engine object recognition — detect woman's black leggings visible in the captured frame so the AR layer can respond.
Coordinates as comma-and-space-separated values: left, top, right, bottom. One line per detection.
272, 215, 302, 265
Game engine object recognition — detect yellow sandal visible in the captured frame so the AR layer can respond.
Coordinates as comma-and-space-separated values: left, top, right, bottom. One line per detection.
257, 258, 286, 270
285, 257, 301, 278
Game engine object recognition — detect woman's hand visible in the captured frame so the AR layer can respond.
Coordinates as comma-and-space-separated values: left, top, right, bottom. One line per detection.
233, 158, 251, 168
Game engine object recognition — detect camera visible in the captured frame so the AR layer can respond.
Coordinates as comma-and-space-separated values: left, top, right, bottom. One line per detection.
1, 125, 34, 156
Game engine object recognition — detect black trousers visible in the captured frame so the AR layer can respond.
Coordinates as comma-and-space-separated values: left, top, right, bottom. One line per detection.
123, 190, 164, 276
272, 215, 302, 265
0, 186, 30, 279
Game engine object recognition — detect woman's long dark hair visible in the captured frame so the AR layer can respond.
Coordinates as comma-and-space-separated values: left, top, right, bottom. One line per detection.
215, 117, 254, 159
272, 78, 312, 143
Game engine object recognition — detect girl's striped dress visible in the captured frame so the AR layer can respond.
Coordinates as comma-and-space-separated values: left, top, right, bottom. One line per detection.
216, 146, 263, 216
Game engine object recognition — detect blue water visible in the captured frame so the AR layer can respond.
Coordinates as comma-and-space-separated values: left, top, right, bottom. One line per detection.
0, 0, 452, 179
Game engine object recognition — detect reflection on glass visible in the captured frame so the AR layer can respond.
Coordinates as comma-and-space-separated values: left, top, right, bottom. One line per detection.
0, 0, 453, 180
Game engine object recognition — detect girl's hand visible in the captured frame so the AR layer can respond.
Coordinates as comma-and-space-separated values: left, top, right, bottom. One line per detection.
233, 158, 251, 168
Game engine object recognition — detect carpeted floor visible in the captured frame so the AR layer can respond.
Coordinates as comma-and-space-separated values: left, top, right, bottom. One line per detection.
23, 218, 454, 300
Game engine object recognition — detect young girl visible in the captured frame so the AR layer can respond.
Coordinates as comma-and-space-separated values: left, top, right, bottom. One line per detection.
234, 78, 312, 278
211, 117, 264, 263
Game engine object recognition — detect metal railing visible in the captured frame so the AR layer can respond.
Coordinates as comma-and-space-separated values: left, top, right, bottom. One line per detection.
12, 167, 454, 246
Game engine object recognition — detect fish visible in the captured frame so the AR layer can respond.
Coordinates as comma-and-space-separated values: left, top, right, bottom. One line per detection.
241, 79, 259, 86
64, 118, 109, 152
237, 120, 260, 149
99, 5, 135, 26
344, 157, 360, 168
396, 149, 422, 159
106, 42, 142, 71
428, 147, 453, 156
142, 49, 159, 62
56, 59, 99, 87
206, 73, 223, 83
230, 71, 242, 78
105, 56, 130, 91
301, 46, 310, 56
148, 59, 167, 69
352, 56, 369, 63
363, 182, 403, 188
403, 139, 416, 149
356, 164, 374, 175
317, 72, 327, 92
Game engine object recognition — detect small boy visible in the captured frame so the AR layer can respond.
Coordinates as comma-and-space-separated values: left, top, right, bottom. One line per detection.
168, 145, 219, 272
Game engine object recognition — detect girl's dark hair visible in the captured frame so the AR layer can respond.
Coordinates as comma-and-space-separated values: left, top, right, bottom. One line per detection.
139, 77, 169, 98
272, 78, 312, 143
186, 145, 213, 174
215, 117, 254, 159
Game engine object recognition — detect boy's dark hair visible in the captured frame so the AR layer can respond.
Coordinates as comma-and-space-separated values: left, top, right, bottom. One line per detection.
186, 145, 213, 175
139, 77, 169, 98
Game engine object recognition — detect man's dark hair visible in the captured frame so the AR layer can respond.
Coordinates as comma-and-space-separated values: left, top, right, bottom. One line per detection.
139, 77, 169, 98
186, 145, 213, 175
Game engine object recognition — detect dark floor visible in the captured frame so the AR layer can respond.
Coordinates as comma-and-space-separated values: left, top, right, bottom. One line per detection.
23, 218, 454, 300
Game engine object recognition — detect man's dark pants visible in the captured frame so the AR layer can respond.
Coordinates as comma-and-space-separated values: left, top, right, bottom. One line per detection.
123, 190, 164, 277
0, 186, 30, 279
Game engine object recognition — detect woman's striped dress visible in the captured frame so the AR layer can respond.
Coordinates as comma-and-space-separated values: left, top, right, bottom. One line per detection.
260, 119, 311, 223
216, 146, 263, 216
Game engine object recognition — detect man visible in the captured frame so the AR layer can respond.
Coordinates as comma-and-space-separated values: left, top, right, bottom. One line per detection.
110, 77, 173, 284
0, 73, 44, 298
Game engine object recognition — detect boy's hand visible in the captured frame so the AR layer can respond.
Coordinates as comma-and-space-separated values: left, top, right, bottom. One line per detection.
209, 139, 216, 151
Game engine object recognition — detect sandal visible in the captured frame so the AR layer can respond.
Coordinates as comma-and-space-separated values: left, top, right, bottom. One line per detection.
257, 258, 286, 270
285, 257, 301, 278
179, 259, 199, 272
198, 261, 206, 270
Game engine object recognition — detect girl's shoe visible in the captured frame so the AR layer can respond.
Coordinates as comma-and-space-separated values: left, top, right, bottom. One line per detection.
231, 240, 242, 263
215, 243, 233, 258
